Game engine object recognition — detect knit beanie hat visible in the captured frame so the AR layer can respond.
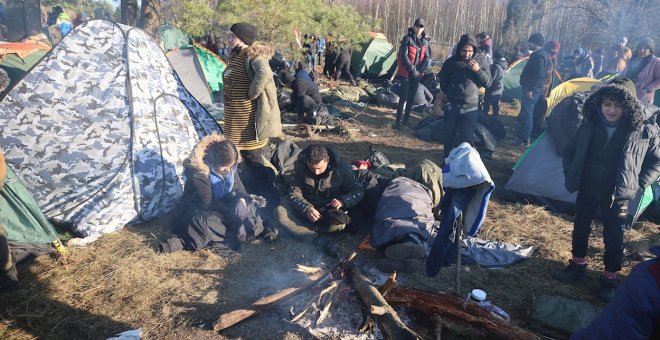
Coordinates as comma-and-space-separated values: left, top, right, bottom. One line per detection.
544, 40, 560, 51
528, 33, 544, 47
230, 22, 257, 46
637, 37, 655, 54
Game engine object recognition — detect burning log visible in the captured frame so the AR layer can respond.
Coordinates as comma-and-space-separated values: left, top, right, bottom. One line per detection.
213, 270, 329, 332
384, 287, 539, 340
349, 266, 421, 339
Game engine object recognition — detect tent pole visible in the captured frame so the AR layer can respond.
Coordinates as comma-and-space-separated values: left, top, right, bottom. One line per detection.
454, 218, 462, 295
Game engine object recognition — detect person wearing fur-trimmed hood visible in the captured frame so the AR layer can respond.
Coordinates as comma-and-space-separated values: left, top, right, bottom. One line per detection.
553, 84, 660, 302
159, 134, 275, 253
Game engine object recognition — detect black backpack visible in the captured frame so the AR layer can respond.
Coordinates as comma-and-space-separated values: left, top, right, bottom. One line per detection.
366, 146, 390, 168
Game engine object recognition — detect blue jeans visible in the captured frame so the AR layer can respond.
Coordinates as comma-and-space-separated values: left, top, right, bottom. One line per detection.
516, 87, 541, 142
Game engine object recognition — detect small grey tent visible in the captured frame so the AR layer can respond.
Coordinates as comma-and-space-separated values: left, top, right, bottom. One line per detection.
167, 45, 226, 111
0, 20, 222, 243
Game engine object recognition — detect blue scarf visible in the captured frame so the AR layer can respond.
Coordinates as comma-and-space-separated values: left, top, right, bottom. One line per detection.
209, 166, 236, 200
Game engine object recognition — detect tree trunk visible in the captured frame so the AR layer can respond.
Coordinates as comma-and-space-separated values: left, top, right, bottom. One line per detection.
139, 0, 161, 38
121, 0, 138, 26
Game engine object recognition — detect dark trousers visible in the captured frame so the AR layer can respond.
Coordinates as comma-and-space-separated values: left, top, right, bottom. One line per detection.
395, 77, 420, 126
296, 95, 319, 125
442, 105, 479, 157
572, 192, 627, 272
292, 206, 350, 234
0, 224, 14, 275
483, 93, 501, 117
532, 97, 548, 139
323, 53, 336, 78
334, 59, 354, 82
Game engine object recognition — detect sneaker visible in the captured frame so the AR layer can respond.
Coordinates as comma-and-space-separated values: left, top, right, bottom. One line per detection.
598, 276, 618, 303
377, 258, 423, 273
384, 242, 426, 260
551, 260, 587, 283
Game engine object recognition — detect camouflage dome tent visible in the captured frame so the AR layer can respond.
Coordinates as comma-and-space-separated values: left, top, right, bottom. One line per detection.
0, 20, 222, 243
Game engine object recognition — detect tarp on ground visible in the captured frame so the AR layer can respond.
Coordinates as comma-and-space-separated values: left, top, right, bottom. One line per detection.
0, 20, 222, 243
502, 56, 563, 101
351, 32, 397, 79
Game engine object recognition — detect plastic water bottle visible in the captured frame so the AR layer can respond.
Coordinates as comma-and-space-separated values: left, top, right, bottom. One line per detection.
463, 289, 510, 321
479, 300, 510, 321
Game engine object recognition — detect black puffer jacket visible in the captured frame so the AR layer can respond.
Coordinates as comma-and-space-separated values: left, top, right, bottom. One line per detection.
486, 58, 508, 96
289, 145, 365, 214
563, 85, 660, 201
438, 34, 492, 108
520, 47, 551, 91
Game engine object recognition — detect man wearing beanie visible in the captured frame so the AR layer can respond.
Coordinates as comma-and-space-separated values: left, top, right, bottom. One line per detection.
393, 18, 431, 130
516, 32, 550, 146
438, 33, 492, 157
223, 22, 281, 195
622, 37, 660, 104
531, 40, 561, 138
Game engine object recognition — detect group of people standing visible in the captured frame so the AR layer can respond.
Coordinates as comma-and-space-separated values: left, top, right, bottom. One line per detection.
303, 33, 356, 85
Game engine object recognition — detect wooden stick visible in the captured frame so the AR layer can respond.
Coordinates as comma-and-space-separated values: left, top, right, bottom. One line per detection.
379, 272, 397, 297
295, 264, 322, 275
213, 270, 329, 332
316, 289, 338, 326
349, 265, 421, 339
370, 305, 387, 315
384, 287, 539, 340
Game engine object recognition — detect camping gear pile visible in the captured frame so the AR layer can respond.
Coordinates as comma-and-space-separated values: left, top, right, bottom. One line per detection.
0, 20, 221, 244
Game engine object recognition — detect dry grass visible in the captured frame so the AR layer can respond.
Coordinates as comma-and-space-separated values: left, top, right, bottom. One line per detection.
1, 93, 658, 339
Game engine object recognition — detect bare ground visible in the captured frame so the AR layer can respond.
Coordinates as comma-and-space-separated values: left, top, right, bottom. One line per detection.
1, 99, 659, 339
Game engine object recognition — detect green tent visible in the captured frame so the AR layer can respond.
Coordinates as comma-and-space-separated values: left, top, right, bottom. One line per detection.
0, 45, 48, 99
167, 45, 226, 110
351, 32, 397, 79
505, 129, 656, 226
158, 24, 191, 53
1, 166, 61, 259
502, 56, 563, 101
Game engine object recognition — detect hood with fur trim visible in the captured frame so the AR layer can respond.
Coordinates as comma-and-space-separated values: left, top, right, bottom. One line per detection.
245, 42, 275, 59
186, 133, 231, 177
581, 84, 652, 130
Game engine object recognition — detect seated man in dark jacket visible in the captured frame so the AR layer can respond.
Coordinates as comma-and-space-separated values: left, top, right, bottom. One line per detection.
438, 34, 492, 158
552, 84, 660, 302
289, 144, 365, 233
160, 134, 272, 253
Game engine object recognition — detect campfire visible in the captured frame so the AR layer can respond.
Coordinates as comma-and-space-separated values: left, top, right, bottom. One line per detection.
213, 251, 538, 339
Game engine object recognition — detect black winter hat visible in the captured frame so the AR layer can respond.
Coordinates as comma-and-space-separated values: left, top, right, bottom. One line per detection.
528, 33, 544, 47
414, 18, 425, 27
637, 37, 655, 54
230, 22, 257, 46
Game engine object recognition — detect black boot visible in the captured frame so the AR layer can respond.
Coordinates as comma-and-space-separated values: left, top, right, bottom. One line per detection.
551, 260, 587, 283
0, 266, 18, 293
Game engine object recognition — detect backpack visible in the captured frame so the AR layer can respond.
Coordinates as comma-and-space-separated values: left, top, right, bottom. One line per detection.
366, 146, 390, 168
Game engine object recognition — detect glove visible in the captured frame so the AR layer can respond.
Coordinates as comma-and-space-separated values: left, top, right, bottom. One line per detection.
235, 198, 248, 221
613, 199, 628, 219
